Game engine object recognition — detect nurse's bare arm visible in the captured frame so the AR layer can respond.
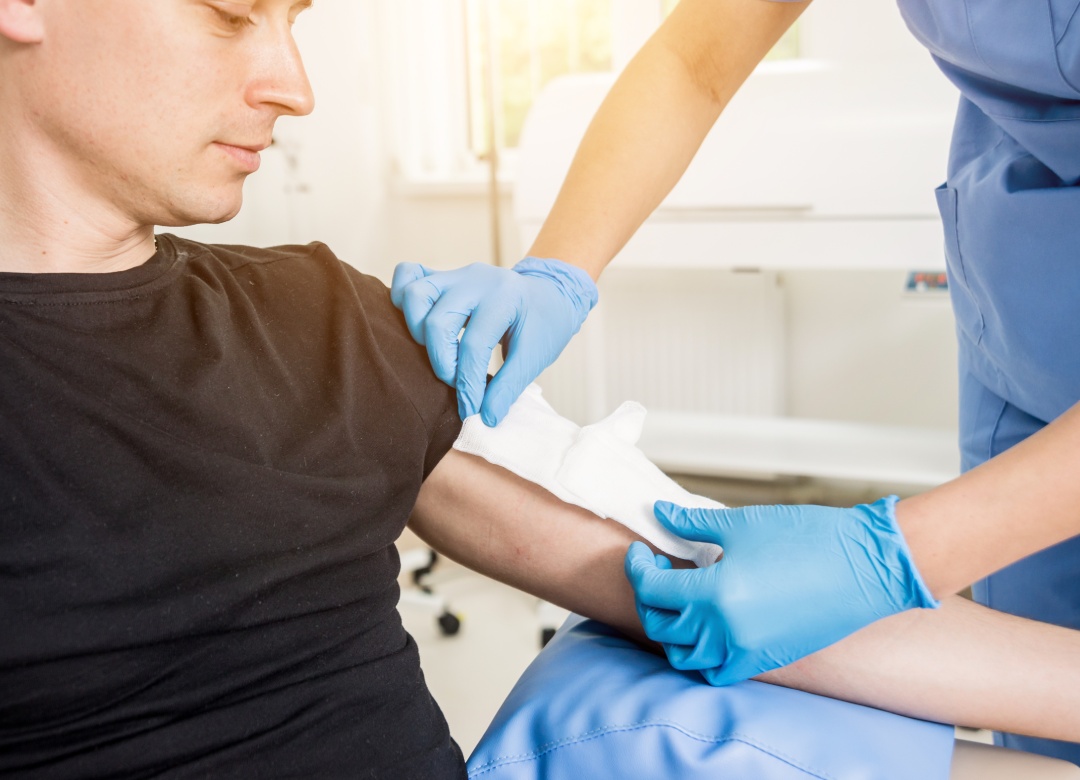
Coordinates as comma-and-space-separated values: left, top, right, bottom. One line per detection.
411, 449, 1080, 743
768, 597, 1080, 743
528, 0, 810, 279
899, 399, 1080, 598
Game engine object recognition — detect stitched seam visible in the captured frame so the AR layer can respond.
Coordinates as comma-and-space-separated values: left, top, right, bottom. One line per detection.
977, 396, 1011, 612
1056, 0, 1080, 44
986, 397, 1009, 464
1048, 0, 1080, 96
985, 112, 1080, 123
963, 0, 1004, 82
943, 183, 987, 346
0, 293, 158, 307
468, 722, 834, 780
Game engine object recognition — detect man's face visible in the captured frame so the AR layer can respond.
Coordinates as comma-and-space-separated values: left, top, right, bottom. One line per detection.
15, 0, 315, 228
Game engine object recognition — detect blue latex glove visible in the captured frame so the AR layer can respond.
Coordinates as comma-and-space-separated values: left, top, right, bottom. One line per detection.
390, 257, 598, 426
624, 496, 939, 686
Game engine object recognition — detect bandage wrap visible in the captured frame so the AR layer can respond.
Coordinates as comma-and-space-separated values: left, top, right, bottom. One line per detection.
453, 385, 723, 568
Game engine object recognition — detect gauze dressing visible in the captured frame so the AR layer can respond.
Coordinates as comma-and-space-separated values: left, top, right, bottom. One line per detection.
454, 384, 722, 568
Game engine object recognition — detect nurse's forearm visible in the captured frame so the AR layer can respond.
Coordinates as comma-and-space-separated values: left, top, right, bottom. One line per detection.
898, 400, 1080, 598
528, 0, 808, 279
764, 596, 1080, 743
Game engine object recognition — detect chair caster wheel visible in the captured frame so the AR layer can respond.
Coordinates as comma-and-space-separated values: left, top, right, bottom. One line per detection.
540, 627, 557, 648
438, 611, 461, 636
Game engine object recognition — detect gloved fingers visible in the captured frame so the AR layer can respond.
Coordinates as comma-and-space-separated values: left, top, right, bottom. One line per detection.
479, 342, 540, 428
419, 293, 477, 387
624, 542, 698, 611
654, 501, 739, 546
700, 656, 770, 687
456, 299, 519, 421
397, 267, 450, 347
663, 641, 720, 673
665, 632, 728, 672
638, 604, 697, 646
631, 559, 675, 638
390, 262, 434, 309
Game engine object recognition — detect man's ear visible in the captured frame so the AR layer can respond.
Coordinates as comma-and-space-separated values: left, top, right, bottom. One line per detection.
0, 0, 45, 44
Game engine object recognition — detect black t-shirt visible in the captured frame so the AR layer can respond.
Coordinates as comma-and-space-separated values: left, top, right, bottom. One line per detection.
0, 235, 465, 779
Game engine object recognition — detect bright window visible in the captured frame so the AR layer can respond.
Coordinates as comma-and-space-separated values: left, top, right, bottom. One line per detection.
464, 0, 800, 159
464, 0, 613, 156
384, 0, 821, 185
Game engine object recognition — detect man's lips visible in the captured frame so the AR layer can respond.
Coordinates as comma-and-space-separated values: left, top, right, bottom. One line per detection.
215, 141, 269, 173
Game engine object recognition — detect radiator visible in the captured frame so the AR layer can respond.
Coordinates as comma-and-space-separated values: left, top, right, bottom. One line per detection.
536, 269, 786, 425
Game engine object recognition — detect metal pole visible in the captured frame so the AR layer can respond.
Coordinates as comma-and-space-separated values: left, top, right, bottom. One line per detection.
482, 0, 504, 267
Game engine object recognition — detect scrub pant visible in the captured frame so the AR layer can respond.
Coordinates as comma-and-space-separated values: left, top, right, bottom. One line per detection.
959, 360, 1080, 766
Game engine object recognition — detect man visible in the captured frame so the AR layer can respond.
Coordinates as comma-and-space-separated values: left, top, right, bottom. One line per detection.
1, 2, 1077, 778
0, 2, 649, 776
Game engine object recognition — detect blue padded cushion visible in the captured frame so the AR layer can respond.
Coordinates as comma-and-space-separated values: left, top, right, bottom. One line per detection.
468, 616, 954, 780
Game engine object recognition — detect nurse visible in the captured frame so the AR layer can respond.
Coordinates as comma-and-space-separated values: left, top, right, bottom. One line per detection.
392, 0, 1080, 763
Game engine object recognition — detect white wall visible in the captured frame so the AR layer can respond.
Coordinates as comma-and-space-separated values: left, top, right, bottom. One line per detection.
783, 271, 958, 429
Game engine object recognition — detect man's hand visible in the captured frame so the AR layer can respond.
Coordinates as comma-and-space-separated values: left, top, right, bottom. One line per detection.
390, 258, 598, 426
625, 497, 940, 686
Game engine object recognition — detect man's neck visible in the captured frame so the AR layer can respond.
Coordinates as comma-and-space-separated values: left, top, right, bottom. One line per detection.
0, 217, 158, 275
0, 131, 158, 275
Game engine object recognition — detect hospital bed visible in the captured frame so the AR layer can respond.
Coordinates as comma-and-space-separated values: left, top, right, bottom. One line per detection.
468, 615, 1080, 779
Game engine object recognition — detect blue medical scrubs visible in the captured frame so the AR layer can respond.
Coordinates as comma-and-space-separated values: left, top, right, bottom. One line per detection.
896, 0, 1080, 765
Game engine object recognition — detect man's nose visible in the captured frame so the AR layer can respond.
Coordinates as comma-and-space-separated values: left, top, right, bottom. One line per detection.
248, 29, 316, 117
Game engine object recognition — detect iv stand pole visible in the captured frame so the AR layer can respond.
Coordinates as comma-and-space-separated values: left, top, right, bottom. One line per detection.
482, 0, 503, 267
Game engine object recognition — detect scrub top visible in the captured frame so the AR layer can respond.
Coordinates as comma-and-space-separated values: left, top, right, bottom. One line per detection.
895, 1, 1080, 765
897, 0, 1080, 425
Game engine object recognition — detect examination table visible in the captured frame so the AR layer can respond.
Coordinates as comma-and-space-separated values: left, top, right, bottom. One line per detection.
467, 616, 1080, 779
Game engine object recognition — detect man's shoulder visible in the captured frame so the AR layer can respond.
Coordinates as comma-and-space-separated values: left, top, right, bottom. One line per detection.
162, 233, 390, 302
163, 233, 347, 273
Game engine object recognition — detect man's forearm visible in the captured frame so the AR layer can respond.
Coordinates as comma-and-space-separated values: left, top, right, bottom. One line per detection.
409, 449, 647, 640
412, 450, 1080, 742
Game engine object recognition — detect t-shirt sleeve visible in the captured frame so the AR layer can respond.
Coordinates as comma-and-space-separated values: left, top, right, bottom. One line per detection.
330, 253, 462, 479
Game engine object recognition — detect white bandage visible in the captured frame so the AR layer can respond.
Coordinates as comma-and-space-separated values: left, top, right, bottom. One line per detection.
453, 385, 723, 568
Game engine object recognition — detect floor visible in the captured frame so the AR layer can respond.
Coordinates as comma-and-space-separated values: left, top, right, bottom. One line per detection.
398, 553, 563, 757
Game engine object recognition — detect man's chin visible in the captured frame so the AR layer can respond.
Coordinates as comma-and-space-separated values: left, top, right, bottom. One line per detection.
155, 196, 244, 229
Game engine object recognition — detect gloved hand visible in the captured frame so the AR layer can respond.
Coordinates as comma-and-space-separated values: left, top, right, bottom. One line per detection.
390, 257, 598, 426
624, 496, 939, 686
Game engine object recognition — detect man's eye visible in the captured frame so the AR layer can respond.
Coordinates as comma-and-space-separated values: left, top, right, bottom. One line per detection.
211, 7, 254, 30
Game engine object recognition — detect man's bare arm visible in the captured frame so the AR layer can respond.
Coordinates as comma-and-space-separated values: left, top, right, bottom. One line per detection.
411, 449, 1080, 743
410, 449, 647, 640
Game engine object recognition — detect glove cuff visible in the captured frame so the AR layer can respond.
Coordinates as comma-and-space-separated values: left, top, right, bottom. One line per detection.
512, 256, 599, 329
863, 495, 941, 612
